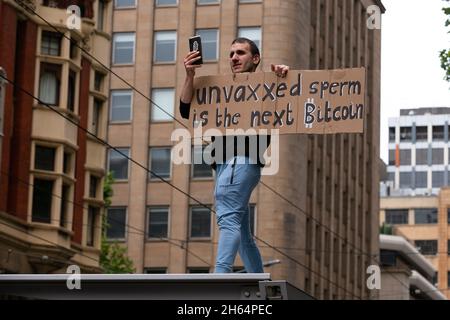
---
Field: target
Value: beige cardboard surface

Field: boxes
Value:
[182,67,365,136]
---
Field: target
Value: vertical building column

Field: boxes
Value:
[170,0,196,274]
[0,2,17,212]
[127,0,153,273]
[73,57,91,244]
[7,18,37,220]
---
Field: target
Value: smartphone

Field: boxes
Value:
[189,35,203,65]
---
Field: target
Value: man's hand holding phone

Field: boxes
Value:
[184,36,203,77]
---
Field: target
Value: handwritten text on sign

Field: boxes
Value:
[186,68,365,135]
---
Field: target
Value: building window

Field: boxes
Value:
[415,240,437,255]
[108,148,130,180]
[415,126,427,141]
[67,70,76,112]
[156,0,177,5]
[239,0,261,2]
[94,71,105,92]
[187,267,210,273]
[416,149,428,165]
[144,267,167,273]
[399,149,411,166]
[60,184,70,227]
[106,207,127,240]
[238,27,262,52]
[448,208,450,224]
[432,148,444,165]
[448,240,450,255]
[388,149,395,166]
[385,209,408,224]
[110,90,132,122]
[432,171,445,188]
[69,39,78,60]
[113,33,135,64]
[97,0,106,31]
[399,126,412,142]
[415,171,427,188]
[41,31,62,56]
[149,147,171,179]
[115,0,136,8]
[61,152,70,175]
[432,126,444,141]
[35,145,56,171]
[192,145,213,178]
[147,207,169,239]
[150,88,174,122]
[92,98,102,135]
[414,208,438,224]
[387,172,395,183]
[399,172,412,189]
[448,271,450,287]
[190,206,211,239]
[380,250,397,267]
[388,127,395,142]
[39,63,61,105]
[87,206,99,246]
[31,178,54,223]
[198,0,220,4]
[154,31,177,63]
[89,175,99,198]
[196,29,219,61]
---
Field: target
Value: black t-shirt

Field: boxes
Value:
[179,100,270,169]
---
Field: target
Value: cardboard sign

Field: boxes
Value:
[183,67,365,136]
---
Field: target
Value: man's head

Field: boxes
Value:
[229,38,261,73]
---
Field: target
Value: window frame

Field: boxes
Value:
[109,89,133,123]
[108,147,130,181]
[189,206,212,240]
[115,0,136,9]
[150,88,175,122]
[38,62,62,106]
[149,147,172,180]
[106,207,128,241]
[195,29,219,62]
[31,176,55,224]
[112,32,136,65]
[41,30,62,56]
[197,0,220,6]
[153,31,177,64]
[155,0,178,7]
[147,206,170,240]
[191,145,213,179]
[237,26,262,52]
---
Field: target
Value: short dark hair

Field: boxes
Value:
[231,37,260,68]
[231,37,260,57]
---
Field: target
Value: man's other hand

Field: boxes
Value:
[271,64,289,78]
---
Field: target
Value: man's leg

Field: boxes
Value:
[214,156,262,273]
[239,204,264,273]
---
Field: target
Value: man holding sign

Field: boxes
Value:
[179,37,289,273]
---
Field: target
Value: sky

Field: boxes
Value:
[380,0,450,162]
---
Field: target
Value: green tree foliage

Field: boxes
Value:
[379,222,393,235]
[100,172,135,273]
[440,0,450,82]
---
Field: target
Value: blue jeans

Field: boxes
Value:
[214,156,264,273]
